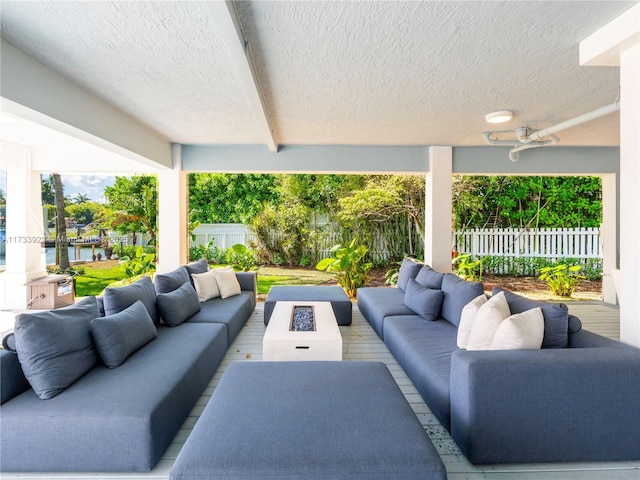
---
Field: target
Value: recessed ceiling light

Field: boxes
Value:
[485,110,514,124]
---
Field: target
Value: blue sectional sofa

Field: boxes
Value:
[0,259,256,472]
[357,258,640,464]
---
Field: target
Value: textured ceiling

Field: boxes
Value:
[0,1,634,148]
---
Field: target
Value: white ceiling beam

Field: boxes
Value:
[208,1,278,152]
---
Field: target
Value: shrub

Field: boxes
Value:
[226,244,257,271]
[316,239,373,298]
[119,246,156,278]
[538,264,585,297]
[452,254,487,281]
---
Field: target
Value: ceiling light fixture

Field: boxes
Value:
[485,110,513,124]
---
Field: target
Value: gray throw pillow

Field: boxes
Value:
[185,258,209,287]
[397,258,423,292]
[103,276,159,325]
[90,300,157,368]
[154,267,190,294]
[156,283,201,327]
[14,296,100,399]
[2,333,17,353]
[440,273,485,327]
[404,278,444,321]
[415,265,445,289]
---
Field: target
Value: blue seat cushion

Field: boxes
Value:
[170,361,446,480]
[384,316,458,430]
[357,287,415,339]
[0,323,227,472]
[188,291,255,345]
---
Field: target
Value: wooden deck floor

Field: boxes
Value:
[3,301,638,480]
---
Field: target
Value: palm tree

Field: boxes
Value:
[53,173,70,270]
[73,193,91,204]
[41,174,55,205]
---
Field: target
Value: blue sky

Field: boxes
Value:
[61,175,115,204]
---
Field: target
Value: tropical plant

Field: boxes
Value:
[452,254,487,282]
[226,244,257,271]
[119,245,156,278]
[316,239,373,298]
[538,264,585,297]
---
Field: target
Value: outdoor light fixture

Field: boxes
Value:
[485,110,513,124]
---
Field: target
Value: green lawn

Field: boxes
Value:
[73,260,126,297]
[73,262,335,298]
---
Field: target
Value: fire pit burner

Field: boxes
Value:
[290,306,316,332]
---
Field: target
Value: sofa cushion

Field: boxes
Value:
[91,300,158,368]
[440,273,485,327]
[467,291,511,350]
[568,314,582,334]
[415,265,444,289]
[13,296,100,400]
[156,283,201,327]
[154,267,190,294]
[493,287,570,348]
[104,276,159,325]
[188,292,255,346]
[403,279,444,321]
[489,307,544,350]
[357,287,415,339]
[456,294,488,349]
[213,267,242,299]
[191,269,220,302]
[185,258,209,287]
[397,258,422,292]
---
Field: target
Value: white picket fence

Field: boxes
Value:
[454,227,601,259]
[191,224,256,250]
[191,224,602,267]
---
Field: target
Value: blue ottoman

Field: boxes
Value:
[264,286,352,326]
[170,361,447,480]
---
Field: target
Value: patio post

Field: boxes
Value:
[581,3,640,347]
[425,146,453,273]
[601,174,617,305]
[156,144,188,274]
[0,143,47,309]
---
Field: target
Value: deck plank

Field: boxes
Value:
[2,301,638,480]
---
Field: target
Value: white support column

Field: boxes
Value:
[618,43,640,346]
[581,4,640,346]
[425,146,453,273]
[156,144,188,274]
[0,143,47,310]
[601,174,618,304]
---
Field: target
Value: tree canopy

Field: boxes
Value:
[104,175,158,243]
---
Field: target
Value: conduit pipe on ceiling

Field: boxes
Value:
[507,98,620,162]
[526,99,620,143]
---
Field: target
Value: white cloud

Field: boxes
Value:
[62,175,116,204]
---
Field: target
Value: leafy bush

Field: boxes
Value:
[538,264,585,297]
[316,239,373,298]
[452,254,487,281]
[226,244,257,271]
[119,246,156,278]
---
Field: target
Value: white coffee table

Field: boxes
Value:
[263,301,343,361]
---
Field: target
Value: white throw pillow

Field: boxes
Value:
[466,291,511,350]
[490,307,544,350]
[191,270,220,302]
[212,267,242,299]
[457,294,488,349]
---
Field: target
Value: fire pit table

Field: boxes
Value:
[169,361,447,480]
[263,301,342,361]
[264,285,352,326]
